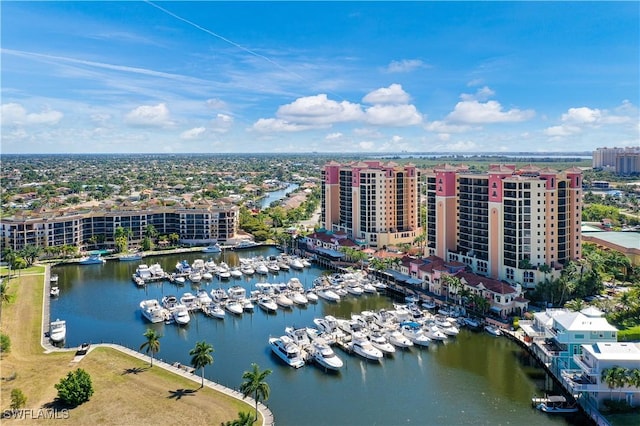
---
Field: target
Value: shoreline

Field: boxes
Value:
[15,264,274,425]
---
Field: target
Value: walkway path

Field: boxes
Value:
[39,265,274,426]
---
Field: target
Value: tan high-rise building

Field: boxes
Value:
[321,161,421,248]
[424,164,582,288]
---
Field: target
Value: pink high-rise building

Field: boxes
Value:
[321,161,421,248]
[424,164,582,288]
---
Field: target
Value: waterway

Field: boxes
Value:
[259,183,299,208]
[50,247,587,425]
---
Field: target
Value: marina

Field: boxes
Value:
[50,246,589,425]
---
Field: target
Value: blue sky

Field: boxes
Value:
[1,1,638,154]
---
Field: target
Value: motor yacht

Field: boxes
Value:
[139,299,168,323]
[201,243,222,253]
[386,329,414,348]
[275,293,294,309]
[230,267,243,278]
[285,326,312,348]
[368,330,396,355]
[202,302,225,319]
[305,290,319,303]
[161,295,179,310]
[196,289,213,306]
[289,290,308,306]
[224,300,243,315]
[310,340,343,371]
[289,257,304,270]
[349,332,383,361]
[78,253,105,265]
[257,295,278,313]
[50,286,60,297]
[269,335,305,368]
[180,292,198,311]
[484,325,502,336]
[210,288,229,304]
[172,304,190,325]
[49,319,66,343]
[400,322,431,347]
[424,325,448,341]
[316,287,340,302]
[255,263,269,275]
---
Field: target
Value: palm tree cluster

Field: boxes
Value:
[601,366,640,400]
[138,330,271,423]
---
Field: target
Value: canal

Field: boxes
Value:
[259,183,299,209]
[51,247,587,425]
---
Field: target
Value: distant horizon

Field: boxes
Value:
[2,2,638,154]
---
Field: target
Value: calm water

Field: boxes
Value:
[259,183,299,208]
[51,247,584,426]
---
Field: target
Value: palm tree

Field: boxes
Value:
[224,411,255,426]
[139,328,161,367]
[601,368,617,400]
[189,341,214,388]
[239,363,272,422]
[564,298,585,312]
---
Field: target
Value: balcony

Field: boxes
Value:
[573,355,598,376]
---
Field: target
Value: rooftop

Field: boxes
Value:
[584,342,640,361]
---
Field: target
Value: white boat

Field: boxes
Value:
[368,330,396,355]
[201,271,214,280]
[316,288,341,302]
[301,258,311,267]
[202,302,225,319]
[310,340,343,371]
[255,263,269,275]
[79,253,105,265]
[313,315,342,335]
[463,317,482,329]
[386,329,414,348]
[401,322,431,347]
[289,257,305,270]
[285,326,312,348]
[50,286,60,297]
[224,300,244,315]
[230,267,243,278]
[267,261,280,273]
[49,319,66,343]
[289,291,309,306]
[180,292,198,310]
[189,272,202,283]
[174,276,186,285]
[421,299,437,310]
[135,264,152,281]
[424,325,448,341]
[172,304,190,325]
[362,282,377,293]
[345,283,364,296]
[242,298,255,312]
[257,295,278,313]
[175,260,192,274]
[210,288,229,304]
[533,395,579,413]
[306,290,319,303]
[484,325,502,336]
[196,289,213,306]
[350,332,383,361]
[269,336,305,368]
[161,295,179,310]
[119,252,143,262]
[235,240,261,250]
[240,264,255,275]
[202,244,222,253]
[275,293,294,309]
[139,299,168,323]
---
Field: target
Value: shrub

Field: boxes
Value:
[54,368,94,407]
[0,333,11,354]
[10,389,26,410]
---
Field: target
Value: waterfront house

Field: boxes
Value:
[528,307,618,376]
[560,342,640,409]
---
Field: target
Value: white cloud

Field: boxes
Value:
[544,125,581,137]
[442,140,479,151]
[460,86,495,102]
[561,107,601,124]
[276,94,364,125]
[124,103,172,127]
[425,120,474,134]
[211,113,233,133]
[90,113,112,126]
[359,141,375,150]
[446,100,534,124]
[362,84,410,105]
[1,103,63,126]
[206,98,227,110]
[365,104,422,126]
[386,59,428,73]
[353,128,383,138]
[180,127,206,140]
[326,132,343,140]
[251,118,316,133]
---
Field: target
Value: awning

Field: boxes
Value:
[490,306,502,313]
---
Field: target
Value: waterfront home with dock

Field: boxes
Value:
[560,342,640,410]
[522,307,618,377]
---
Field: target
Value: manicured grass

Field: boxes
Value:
[618,325,640,342]
[0,269,256,425]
